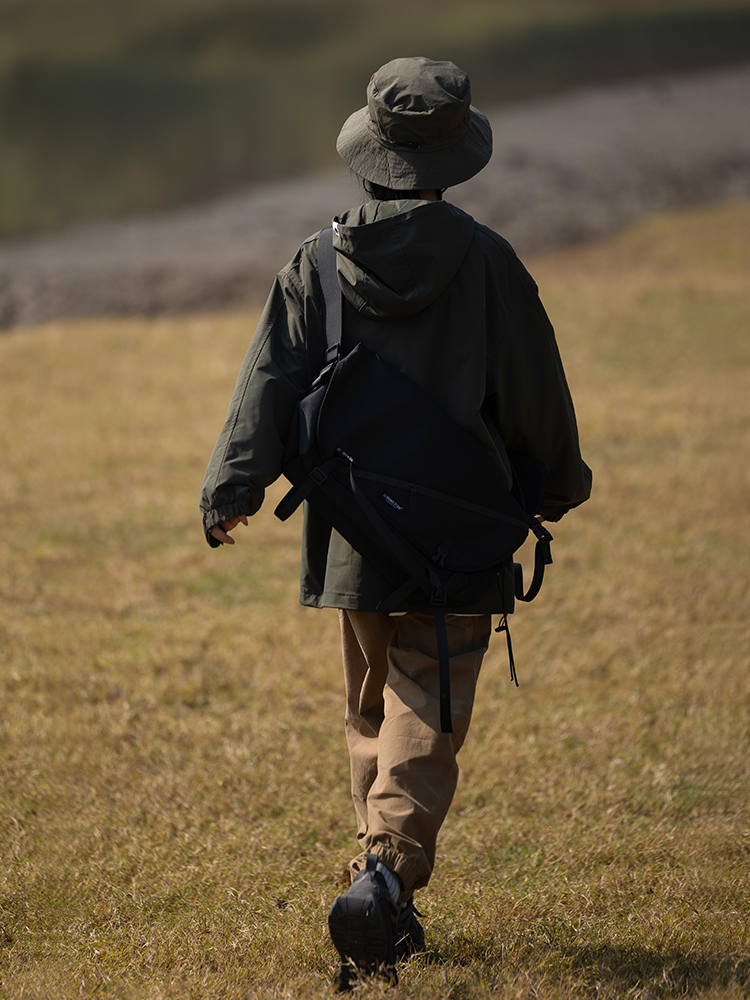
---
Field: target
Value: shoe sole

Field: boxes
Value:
[328,892,397,983]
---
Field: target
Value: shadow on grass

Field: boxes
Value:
[424,935,749,997]
[568,944,750,997]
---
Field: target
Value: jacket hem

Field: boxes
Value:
[298,585,513,615]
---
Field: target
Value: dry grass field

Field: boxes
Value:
[1,201,749,998]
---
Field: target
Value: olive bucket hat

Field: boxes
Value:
[336,56,492,191]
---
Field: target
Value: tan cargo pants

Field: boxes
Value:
[339,609,491,898]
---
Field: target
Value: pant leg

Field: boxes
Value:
[340,609,491,897]
[338,609,398,846]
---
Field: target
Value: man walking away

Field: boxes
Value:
[200,56,592,990]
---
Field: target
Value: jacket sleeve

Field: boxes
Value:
[199,250,323,545]
[490,272,592,522]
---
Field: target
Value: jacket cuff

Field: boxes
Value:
[202,495,256,547]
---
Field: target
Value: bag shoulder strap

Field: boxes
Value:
[317,225,341,363]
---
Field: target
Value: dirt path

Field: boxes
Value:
[1,63,749,329]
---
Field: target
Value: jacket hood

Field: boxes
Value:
[332,199,475,320]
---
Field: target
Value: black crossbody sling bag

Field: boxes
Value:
[275,227,553,733]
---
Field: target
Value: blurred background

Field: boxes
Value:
[3,0,750,235]
[1,0,750,325]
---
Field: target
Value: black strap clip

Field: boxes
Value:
[495,613,519,687]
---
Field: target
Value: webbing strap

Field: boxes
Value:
[355,469,533,532]
[317,226,342,362]
[494,613,519,686]
[433,605,453,734]
[274,457,344,521]
[378,577,421,615]
[514,533,553,603]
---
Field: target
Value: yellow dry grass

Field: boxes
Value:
[1,201,749,998]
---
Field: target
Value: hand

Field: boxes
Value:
[210,515,248,545]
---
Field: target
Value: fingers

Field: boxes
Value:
[209,514,249,545]
[210,526,234,544]
[222,515,248,531]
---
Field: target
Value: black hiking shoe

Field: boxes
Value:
[395,898,426,960]
[328,854,398,991]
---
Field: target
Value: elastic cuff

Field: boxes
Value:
[368,846,430,900]
[201,495,255,546]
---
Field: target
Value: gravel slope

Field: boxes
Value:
[1,63,749,329]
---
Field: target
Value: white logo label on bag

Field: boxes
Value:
[383,494,403,511]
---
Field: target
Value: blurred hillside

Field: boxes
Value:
[1,63,748,329]
[2,0,750,236]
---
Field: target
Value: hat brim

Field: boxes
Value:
[336,105,492,190]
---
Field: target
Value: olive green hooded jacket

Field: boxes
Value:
[199,198,592,613]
